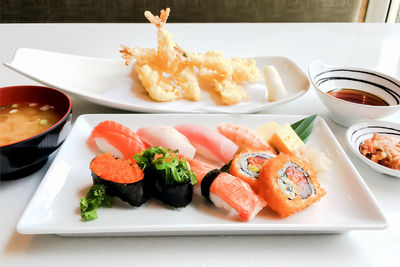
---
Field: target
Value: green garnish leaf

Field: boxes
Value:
[220,160,233,173]
[80,184,112,221]
[134,146,197,185]
[81,207,98,221]
[290,114,317,143]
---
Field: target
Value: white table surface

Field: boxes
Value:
[1,23,400,267]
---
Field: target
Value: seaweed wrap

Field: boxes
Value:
[134,147,197,208]
[229,151,275,191]
[257,154,326,217]
[90,153,150,207]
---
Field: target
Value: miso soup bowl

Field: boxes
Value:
[0,85,72,180]
[308,61,400,127]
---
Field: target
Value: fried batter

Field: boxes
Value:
[120,8,261,104]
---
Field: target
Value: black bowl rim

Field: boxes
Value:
[0,85,72,148]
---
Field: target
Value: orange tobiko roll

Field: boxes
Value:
[257,154,326,217]
[229,151,275,191]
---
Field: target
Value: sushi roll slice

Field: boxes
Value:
[229,151,275,191]
[257,154,326,217]
[90,153,150,207]
[134,147,197,208]
[187,158,266,221]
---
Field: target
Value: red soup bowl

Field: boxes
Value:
[0,85,72,180]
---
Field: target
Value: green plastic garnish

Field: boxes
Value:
[80,184,112,221]
[290,114,317,143]
[220,160,232,173]
[134,146,197,185]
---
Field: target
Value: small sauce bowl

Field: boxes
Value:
[346,120,400,178]
[308,61,400,127]
[0,85,72,180]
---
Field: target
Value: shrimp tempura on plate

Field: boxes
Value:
[120,8,261,105]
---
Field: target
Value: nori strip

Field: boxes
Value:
[201,169,221,201]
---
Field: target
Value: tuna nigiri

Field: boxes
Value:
[217,123,277,155]
[137,125,196,158]
[175,124,238,164]
[187,158,266,221]
[87,121,147,160]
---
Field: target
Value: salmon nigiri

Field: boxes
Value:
[187,158,266,221]
[87,121,147,160]
[217,123,277,155]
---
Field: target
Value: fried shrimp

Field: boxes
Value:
[120,8,261,104]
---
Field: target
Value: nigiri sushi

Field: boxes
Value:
[175,124,238,164]
[87,121,147,160]
[187,158,266,221]
[90,153,150,207]
[135,147,197,208]
[217,123,277,155]
[137,125,196,159]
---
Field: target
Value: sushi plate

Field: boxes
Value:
[4,48,309,113]
[17,114,387,236]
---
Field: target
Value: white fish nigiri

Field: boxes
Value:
[137,125,196,158]
[175,124,238,164]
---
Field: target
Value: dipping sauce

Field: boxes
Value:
[327,89,388,106]
[0,102,61,146]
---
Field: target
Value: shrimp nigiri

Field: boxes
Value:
[187,158,266,221]
[217,123,277,155]
[87,121,147,160]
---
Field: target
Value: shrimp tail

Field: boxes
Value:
[144,8,170,28]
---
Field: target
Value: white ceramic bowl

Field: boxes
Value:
[346,120,400,178]
[309,61,400,127]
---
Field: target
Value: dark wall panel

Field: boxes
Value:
[0,0,361,23]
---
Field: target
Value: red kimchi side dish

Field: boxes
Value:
[360,133,400,171]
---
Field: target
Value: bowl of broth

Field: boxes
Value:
[0,85,72,180]
[308,61,400,126]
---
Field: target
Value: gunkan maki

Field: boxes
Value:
[134,147,197,208]
[90,153,150,207]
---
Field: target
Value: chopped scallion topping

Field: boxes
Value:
[39,119,48,125]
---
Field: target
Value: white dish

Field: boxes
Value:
[4,48,309,113]
[308,61,400,127]
[17,114,387,236]
[346,120,400,178]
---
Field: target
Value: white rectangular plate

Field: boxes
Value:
[17,114,387,236]
[4,48,309,113]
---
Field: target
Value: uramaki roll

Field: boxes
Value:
[257,154,326,217]
[229,151,275,191]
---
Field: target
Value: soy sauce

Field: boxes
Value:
[327,89,388,106]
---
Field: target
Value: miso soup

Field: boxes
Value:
[0,102,61,146]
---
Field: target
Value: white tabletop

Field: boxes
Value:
[1,23,400,267]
